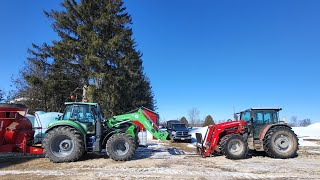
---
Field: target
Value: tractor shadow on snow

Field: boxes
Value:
[246,150,299,159]
[132,146,186,160]
[208,150,298,159]
[78,145,186,161]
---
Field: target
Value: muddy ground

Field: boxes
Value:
[0,140,320,180]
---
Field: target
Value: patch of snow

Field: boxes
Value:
[308,122,320,128]
[292,126,320,140]
[189,126,208,143]
[292,123,320,147]
[187,144,196,148]
[291,123,320,146]
[298,138,319,147]
[307,149,320,154]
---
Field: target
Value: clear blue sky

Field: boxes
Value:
[0,0,319,122]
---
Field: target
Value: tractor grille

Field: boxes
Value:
[176,131,189,137]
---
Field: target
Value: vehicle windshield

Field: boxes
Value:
[172,124,187,130]
[240,111,251,122]
[62,104,95,123]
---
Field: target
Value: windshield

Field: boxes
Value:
[240,111,251,122]
[172,124,187,130]
[62,104,95,123]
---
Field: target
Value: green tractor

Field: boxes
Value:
[43,102,168,163]
[238,108,298,158]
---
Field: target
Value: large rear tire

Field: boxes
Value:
[106,133,136,161]
[221,134,248,160]
[43,126,85,163]
[263,126,298,159]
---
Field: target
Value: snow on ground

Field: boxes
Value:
[292,123,320,139]
[292,123,320,146]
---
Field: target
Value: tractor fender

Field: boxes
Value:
[259,124,292,141]
[46,120,87,135]
[45,120,88,149]
[101,130,122,147]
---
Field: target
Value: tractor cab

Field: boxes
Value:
[60,102,102,134]
[238,108,282,140]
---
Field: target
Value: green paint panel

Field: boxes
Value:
[47,120,87,136]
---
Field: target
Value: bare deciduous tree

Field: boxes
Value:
[299,119,311,127]
[289,116,298,127]
[0,89,4,102]
[188,108,200,126]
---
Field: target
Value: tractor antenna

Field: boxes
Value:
[233,106,238,120]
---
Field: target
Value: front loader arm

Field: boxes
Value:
[107,109,168,140]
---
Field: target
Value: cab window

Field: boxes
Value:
[240,111,251,121]
[264,112,272,124]
[63,104,95,123]
[255,112,264,124]
[254,111,273,124]
[273,112,278,123]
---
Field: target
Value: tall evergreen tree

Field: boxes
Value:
[180,116,189,126]
[203,115,215,127]
[15,0,155,115]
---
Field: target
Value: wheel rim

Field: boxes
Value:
[51,135,74,158]
[273,134,292,153]
[228,139,243,156]
[112,139,129,156]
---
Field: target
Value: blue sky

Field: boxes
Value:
[0,1,319,122]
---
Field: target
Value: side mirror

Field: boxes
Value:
[56,115,61,120]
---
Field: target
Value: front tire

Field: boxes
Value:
[43,126,84,163]
[221,134,248,160]
[263,126,298,159]
[106,133,136,161]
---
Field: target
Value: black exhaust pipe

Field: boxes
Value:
[93,110,102,152]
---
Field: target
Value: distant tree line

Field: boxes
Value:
[166,108,313,128]
[288,116,312,127]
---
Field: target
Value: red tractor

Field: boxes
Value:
[196,108,298,159]
[196,120,248,159]
[0,103,43,155]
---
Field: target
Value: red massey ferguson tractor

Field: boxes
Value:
[196,108,298,159]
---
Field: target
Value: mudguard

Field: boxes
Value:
[259,124,292,141]
[46,120,87,136]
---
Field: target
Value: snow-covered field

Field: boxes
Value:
[293,122,320,146]
[0,123,319,179]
